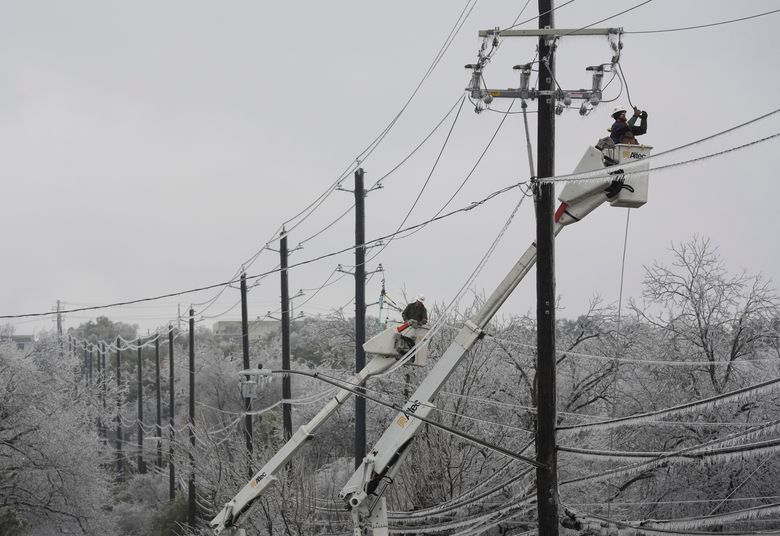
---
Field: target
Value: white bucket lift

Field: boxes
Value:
[363,321,429,367]
[559,143,652,211]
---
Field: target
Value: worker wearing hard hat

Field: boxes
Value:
[609,105,648,145]
[402,295,428,326]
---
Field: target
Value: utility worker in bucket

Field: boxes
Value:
[402,295,428,326]
[609,105,648,145]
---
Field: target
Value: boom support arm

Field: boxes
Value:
[209,355,398,534]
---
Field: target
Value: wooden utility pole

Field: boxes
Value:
[353,168,367,469]
[100,342,107,442]
[155,336,163,468]
[137,340,145,474]
[280,230,293,441]
[240,273,254,473]
[56,300,63,357]
[96,343,102,438]
[188,309,196,527]
[168,326,176,501]
[535,1,560,534]
[476,11,617,536]
[116,338,124,483]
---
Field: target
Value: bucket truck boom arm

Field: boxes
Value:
[210,314,432,534]
[209,356,398,534]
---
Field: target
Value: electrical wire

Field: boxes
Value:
[313,369,536,435]
[561,418,780,487]
[150,0,483,329]
[540,128,780,184]
[483,332,780,368]
[8,114,779,321]
[369,93,468,189]
[557,376,780,432]
[707,453,778,516]
[617,61,635,110]
[573,0,653,34]
[500,0,579,32]
[626,8,780,34]
[294,92,465,252]
[269,367,544,468]
[393,98,518,242]
[364,94,467,264]
[565,506,780,536]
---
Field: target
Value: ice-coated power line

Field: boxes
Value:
[558,376,780,433]
[484,333,780,367]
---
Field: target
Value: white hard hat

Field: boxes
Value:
[611,106,627,118]
[417,294,425,302]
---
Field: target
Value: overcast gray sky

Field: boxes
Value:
[2,1,779,337]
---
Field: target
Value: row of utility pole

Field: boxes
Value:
[61,186,373,528]
[65,324,190,524]
[61,4,561,523]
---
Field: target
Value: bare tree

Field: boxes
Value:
[633,236,779,393]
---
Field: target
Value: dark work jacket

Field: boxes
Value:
[402,301,428,324]
[610,115,647,144]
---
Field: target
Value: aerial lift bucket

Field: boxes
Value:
[559,143,652,210]
[363,321,429,367]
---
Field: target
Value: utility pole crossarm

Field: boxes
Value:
[479,27,621,37]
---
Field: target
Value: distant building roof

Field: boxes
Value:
[213,320,279,340]
[1,334,35,352]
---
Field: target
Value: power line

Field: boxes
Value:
[565,505,780,536]
[1,181,524,320]
[293,92,466,251]
[567,0,654,36]
[395,98,519,242]
[369,94,466,189]
[161,0,483,329]
[8,117,778,321]
[271,367,544,468]
[500,0,579,32]
[627,8,780,34]
[484,333,780,367]
[365,95,467,263]
[557,376,780,433]
[561,418,780,486]
[312,369,536,435]
[540,129,780,184]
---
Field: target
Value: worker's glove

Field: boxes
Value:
[640,111,648,119]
